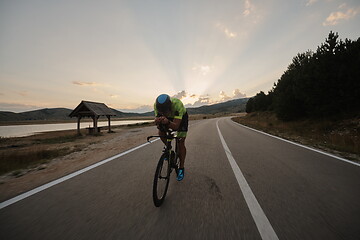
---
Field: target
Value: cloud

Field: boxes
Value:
[171,89,246,108]
[216,23,237,39]
[72,81,101,86]
[0,102,42,113]
[219,91,231,102]
[338,3,347,9]
[243,0,255,16]
[323,7,359,26]
[172,91,202,106]
[110,94,119,99]
[219,89,246,102]
[172,90,187,99]
[192,64,213,76]
[189,95,212,107]
[171,91,209,107]
[224,29,237,38]
[118,105,153,113]
[233,89,247,98]
[15,91,29,97]
[306,0,318,7]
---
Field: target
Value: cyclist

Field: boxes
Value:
[154,94,188,181]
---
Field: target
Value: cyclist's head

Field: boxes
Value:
[156,94,171,115]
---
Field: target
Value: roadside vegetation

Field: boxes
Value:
[246,32,359,121]
[189,113,241,120]
[233,112,359,161]
[0,115,245,177]
[239,32,359,162]
[0,131,86,176]
[0,116,154,126]
[0,122,154,177]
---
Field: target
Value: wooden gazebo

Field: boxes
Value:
[69,100,116,135]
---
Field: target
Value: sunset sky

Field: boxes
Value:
[1,0,359,113]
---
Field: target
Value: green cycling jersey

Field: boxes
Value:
[154,97,187,120]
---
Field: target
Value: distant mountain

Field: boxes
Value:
[0,108,144,122]
[186,98,249,115]
[141,98,248,116]
[0,108,73,122]
[110,109,150,118]
[0,98,248,122]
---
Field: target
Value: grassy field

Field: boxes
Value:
[0,130,87,176]
[0,116,154,126]
[232,112,360,162]
[0,121,155,176]
[0,114,243,176]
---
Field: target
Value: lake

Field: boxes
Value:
[0,120,153,138]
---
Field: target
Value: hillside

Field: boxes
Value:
[130,98,248,116]
[0,98,248,122]
[187,98,248,115]
[141,98,248,116]
[0,108,73,122]
[0,108,143,122]
[233,112,359,161]
[111,109,148,118]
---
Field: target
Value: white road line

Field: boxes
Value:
[216,119,279,240]
[0,138,160,210]
[231,120,360,167]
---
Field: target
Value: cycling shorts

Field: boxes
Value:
[159,112,188,138]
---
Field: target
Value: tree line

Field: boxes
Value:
[246,31,360,121]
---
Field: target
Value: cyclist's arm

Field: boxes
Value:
[169,118,181,130]
[168,98,185,130]
[160,117,181,130]
[154,103,164,125]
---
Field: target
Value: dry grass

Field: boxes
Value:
[0,116,154,126]
[0,122,153,176]
[232,112,360,162]
[0,147,72,176]
[0,114,242,176]
[0,131,88,176]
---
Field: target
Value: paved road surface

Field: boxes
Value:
[1,117,359,239]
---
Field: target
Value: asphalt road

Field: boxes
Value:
[1,117,359,240]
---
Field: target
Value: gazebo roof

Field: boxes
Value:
[69,100,116,118]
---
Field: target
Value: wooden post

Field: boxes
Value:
[91,116,96,134]
[77,116,82,135]
[94,115,99,133]
[107,115,111,133]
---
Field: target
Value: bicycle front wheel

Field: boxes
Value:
[153,153,170,207]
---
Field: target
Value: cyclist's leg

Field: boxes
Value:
[177,136,186,168]
[177,112,188,169]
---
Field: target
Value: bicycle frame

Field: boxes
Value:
[147,129,180,165]
[148,126,181,207]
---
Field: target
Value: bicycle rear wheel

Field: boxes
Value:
[153,153,170,207]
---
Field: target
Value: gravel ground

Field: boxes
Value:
[0,124,158,202]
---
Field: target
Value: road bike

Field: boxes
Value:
[147,125,180,207]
